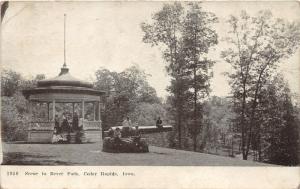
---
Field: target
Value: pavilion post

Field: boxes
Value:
[29,101,33,122]
[99,101,103,139]
[72,103,75,117]
[52,100,56,121]
[93,102,96,121]
[82,100,85,119]
[47,102,50,121]
[98,102,101,121]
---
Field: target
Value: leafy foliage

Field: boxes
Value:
[1,93,30,141]
[221,10,300,160]
[255,75,299,165]
[94,66,165,130]
[1,70,22,97]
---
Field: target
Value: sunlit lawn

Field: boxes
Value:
[1,142,269,166]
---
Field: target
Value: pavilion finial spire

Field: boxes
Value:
[59,13,69,76]
[63,13,67,68]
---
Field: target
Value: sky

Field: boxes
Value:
[1,1,300,99]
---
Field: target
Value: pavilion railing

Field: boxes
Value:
[82,120,101,130]
[29,121,54,131]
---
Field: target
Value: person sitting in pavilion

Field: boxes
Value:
[72,111,79,131]
[52,114,64,143]
[61,114,70,132]
[54,114,61,134]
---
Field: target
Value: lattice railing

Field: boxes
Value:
[82,120,101,130]
[29,121,54,130]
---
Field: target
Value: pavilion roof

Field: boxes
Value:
[22,65,105,99]
[37,72,93,88]
[37,65,93,88]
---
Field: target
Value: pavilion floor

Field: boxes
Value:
[1,142,270,166]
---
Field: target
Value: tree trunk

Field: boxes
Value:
[231,138,234,156]
[241,82,247,160]
[258,133,262,162]
[193,134,197,151]
[172,28,182,150]
[178,108,182,149]
[192,30,199,152]
[193,65,198,151]
[245,62,269,158]
[235,24,263,160]
[176,89,182,149]
[1,2,9,22]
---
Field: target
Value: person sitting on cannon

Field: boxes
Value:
[113,127,122,151]
[156,117,163,129]
[132,125,141,144]
[133,125,140,137]
[114,127,122,140]
[107,127,114,138]
[122,116,132,137]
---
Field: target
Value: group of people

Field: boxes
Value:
[108,116,164,140]
[108,116,140,139]
[104,116,142,153]
[52,112,83,143]
[103,116,163,153]
[54,112,81,134]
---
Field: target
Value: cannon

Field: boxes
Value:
[102,127,149,153]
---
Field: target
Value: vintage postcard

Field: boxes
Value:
[0,1,299,189]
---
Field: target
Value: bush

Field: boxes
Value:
[1,94,30,142]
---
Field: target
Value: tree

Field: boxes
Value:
[221,10,300,160]
[1,93,30,141]
[257,75,299,165]
[1,1,9,22]
[130,102,167,126]
[0,70,45,141]
[142,3,218,151]
[141,2,185,148]
[181,3,218,151]
[1,69,22,97]
[203,96,236,154]
[94,66,163,129]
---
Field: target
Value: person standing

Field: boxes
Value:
[61,114,69,132]
[122,116,132,127]
[72,112,79,131]
[54,114,61,134]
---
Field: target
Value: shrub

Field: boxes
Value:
[1,93,30,141]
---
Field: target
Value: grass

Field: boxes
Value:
[1,141,270,166]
